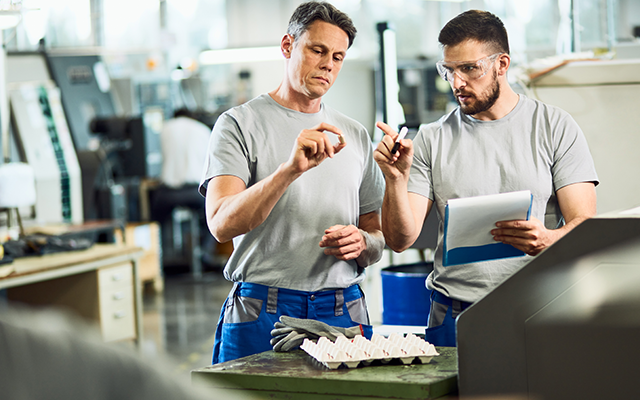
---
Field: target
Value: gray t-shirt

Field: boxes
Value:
[409,94,598,303]
[199,94,384,291]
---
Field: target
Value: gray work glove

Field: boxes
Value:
[269,316,364,352]
[278,315,363,341]
[269,324,315,352]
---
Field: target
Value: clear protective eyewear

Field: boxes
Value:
[436,53,503,83]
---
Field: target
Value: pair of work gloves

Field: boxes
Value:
[270,315,363,352]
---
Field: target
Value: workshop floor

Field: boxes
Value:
[139,270,233,379]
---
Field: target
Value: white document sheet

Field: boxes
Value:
[443,190,533,266]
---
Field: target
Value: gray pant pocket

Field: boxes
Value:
[427,300,448,328]
[346,296,370,325]
[223,296,263,324]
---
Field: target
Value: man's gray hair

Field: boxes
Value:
[287,1,357,48]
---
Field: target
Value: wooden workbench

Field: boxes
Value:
[0,244,144,345]
[192,347,458,399]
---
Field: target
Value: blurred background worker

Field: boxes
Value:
[160,108,211,190]
[150,107,211,223]
[150,108,214,271]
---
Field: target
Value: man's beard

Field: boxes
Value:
[455,70,500,115]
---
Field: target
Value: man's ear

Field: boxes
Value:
[281,34,294,58]
[497,53,511,76]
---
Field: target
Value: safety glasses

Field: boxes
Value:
[436,53,503,83]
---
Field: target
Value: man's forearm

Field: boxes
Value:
[550,182,597,246]
[381,178,419,252]
[209,164,301,242]
[552,214,591,243]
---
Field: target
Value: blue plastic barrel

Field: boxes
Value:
[380,262,433,326]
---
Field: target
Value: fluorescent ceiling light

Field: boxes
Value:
[199,46,282,65]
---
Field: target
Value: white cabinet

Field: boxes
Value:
[8,262,137,343]
[98,263,135,342]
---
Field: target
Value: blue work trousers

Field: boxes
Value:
[212,282,373,364]
[424,290,472,347]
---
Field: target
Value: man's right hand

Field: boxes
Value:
[373,121,414,181]
[284,122,347,175]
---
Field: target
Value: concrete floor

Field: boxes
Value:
[139,270,233,378]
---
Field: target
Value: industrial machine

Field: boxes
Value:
[85,111,163,222]
[89,113,163,181]
[457,208,640,399]
[45,54,117,152]
[44,53,132,222]
[6,54,83,225]
[6,52,167,224]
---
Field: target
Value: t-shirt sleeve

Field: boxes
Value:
[358,128,385,215]
[408,124,435,201]
[199,112,251,197]
[551,111,599,190]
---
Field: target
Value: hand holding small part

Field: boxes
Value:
[286,122,346,175]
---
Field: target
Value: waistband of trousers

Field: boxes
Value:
[432,290,473,310]
[232,282,363,303]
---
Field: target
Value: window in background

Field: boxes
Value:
[483,0,560,63]
[5,0,92,50]
[164,0,227,112]
[164,0,226,71]
[521,0,561,61]
[616,0,640,41]
[102,0,160,51]
[45,0,92,48]
[575,0,612,52]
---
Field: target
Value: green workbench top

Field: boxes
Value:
[191,348,458,399]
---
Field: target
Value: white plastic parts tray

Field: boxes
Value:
[300,332,440,370]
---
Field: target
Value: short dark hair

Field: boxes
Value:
[174,107,195,119]
[438,10,510,55]
[287,1,357,48]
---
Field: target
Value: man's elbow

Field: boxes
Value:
[208,213,259,243]
[206,215,233,244]
[385,236,412,253]
[208,224,229,244]
[212,231,232,244]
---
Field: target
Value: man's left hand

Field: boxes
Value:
[319,225,365,261]
[491,217,557,256]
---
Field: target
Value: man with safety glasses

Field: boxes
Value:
[374,10,598,346]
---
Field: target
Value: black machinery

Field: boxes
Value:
[457,209,640,399]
